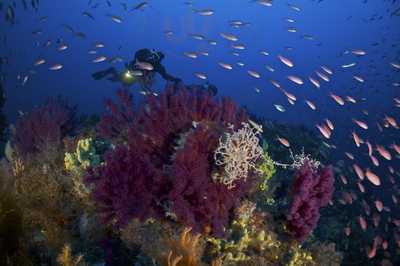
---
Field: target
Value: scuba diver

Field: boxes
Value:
[92,48,181,90]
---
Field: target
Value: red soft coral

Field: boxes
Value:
[87,85,254,236]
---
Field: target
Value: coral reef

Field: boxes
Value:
[86,86,254,236]
[11,97,76,158]
[286,160,334,242]
[0,82,344,265]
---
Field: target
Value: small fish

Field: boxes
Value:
[109,15,123,23]
[49,64,63,70]
[277,54,294,67]
[58,44,68,51]
[232,44,245,50]
[353,119,368,130]
[274,104,286,112]
[390,62,400,69]
[95,43,105,48]
[189,34,205,40]
[218,62,233,70]
[82,11,95,20]
[287,75,303,85]
[220,32,239,42]
[309,77,320,88]
[265,65,274,72]
[345,152,354,160]
[359,216,367,231]
[365,169,381,186]
[321,65,333,75]
[325,119,334,130]
[288,4,301,12]
[342,62,357,68]
[305,100,316,110]
[316,124,331,139]
[351,49,367,56]
[353,75,365,83]
[93,56,107,63]
[330,93,345,106]
[237,62,245,67]
[194,72,207,80]
[316,71,330,82]
[34,58,46,66]
[277,137,290,148]
[346,96,357,103]
[260,50,269,56]
[376,145,391,160]
[194,9,214,16]
[352,132,362,147]
[132,1,148,10]
[183,52,198,59]
[247,70,261,79]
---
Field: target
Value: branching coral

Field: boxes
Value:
[96,89,135,142]
[288,245,316,266]
[87,85,254,236]
[213,122,263,189]
[286,160,334,242]
[11,97,76,158]
[206,200,283,265]
[11,147,80,253]
[166,227,203,266]
[57,244,86,266]
[65,137,105,200]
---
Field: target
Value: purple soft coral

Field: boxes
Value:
[87,85,254,236]
[12,97,75,157]
[286,161,334,242]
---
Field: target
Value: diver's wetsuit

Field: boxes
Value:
[92,48,181,83]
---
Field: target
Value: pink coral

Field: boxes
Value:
[286,161,334,242]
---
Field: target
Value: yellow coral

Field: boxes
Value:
[288,245,316,266]
[57,244,86,266]
[166,227,202,266]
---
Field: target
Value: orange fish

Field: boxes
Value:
[346,95,357,103]
[305,100,317,110]
[359,216,368,231]
[277,54,294,67]
[330,93,345,105]
[316,124,331,139]
[357,182,365,193]
[353,164,364,180]
[376,145,392,160]
[277,137,290,148]
[309,76,320,88]
[353,119,368,130]
[325,119,334,130]
[391,143,400,155]
[352,132,362,147]
[365,169,381,186]
[369,155,379,167]
[340,175,348,185]
[375,200,384,212]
